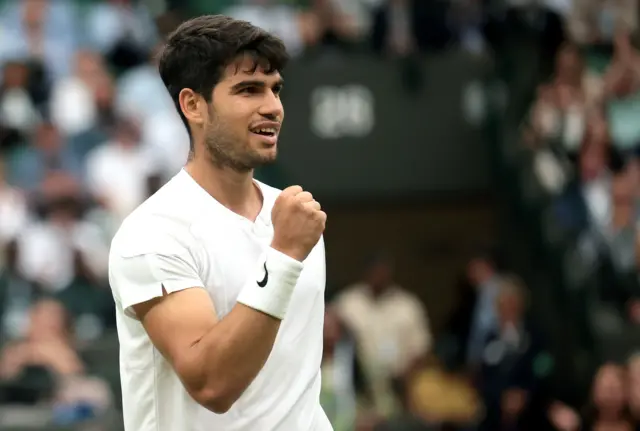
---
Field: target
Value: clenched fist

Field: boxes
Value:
[271,186,326,262]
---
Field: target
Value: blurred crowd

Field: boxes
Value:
[0,0,188,426]
[1,0,640,431]
[511,0,640,430]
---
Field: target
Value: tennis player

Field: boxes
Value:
[108,15,331,431]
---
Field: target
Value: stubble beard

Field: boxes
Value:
[203,116,276,173]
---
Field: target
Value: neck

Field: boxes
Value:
[477,274,493,286]
[368,284,388,298]
[185,157,262,220]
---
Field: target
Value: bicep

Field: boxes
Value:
[134,287,219,373]
[109,227,221,386]
[110,248,220,390]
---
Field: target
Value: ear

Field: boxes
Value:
[178,88,206,128]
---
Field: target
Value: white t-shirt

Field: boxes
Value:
[108,170,332,431]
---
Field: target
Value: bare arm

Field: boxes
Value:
[110,243,303,414]
[133,286,282,414]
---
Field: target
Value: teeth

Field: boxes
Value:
[254,128,276,134]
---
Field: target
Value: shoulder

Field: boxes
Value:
[108,195,206,309]
[391,287,424,309]
[334,283,368,306]
[110,210,197,262]
[110,179,202,258]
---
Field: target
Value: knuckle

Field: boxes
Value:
[284,185,303,196]
[297,192,313,202]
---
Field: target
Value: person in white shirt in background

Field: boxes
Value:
[85,117,152,223]
[108,15,332,431]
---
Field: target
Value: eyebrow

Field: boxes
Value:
[231,78,285,91]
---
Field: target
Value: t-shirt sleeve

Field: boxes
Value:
[109,226,204,319]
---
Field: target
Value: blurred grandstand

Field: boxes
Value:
[0,0,640,430]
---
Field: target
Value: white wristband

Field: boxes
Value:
[236,247,304,320]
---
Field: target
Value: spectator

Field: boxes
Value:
[603,31,640,99]
[17,196,108,293]
[5,121,83,192]
[115,43,176,122]
[465,249,503,369]
[372,0,422,55]
[451,0,489,54]
[49,50,106,138]
[334,254,432,418]
[313,0,380,46]
[549,363,634,431]
[85,117,151,222]
[0,0,78,85]
[320,305,374,431]
[0,299,111,418]
[55,247,113,340]
[608,163,636,274]
[0,157,29,245]
[0,240,38,343]
[567,0,637,47]
[84,0,158,71]
[0,61,40,145]
[476,275,549,431]
[139,111,190,177]
[0,299,82,381]
[223,0,322,58]
[555,137,612,238]
[603,31,640,150]
[116,43,189,175]
[530,43,595,151]
[627,354,640,421]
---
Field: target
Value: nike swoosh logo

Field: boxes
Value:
[257,262,268,287]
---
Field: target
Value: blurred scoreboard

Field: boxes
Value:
[275,51,496,201]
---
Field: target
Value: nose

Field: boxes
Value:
[258,90,283,121]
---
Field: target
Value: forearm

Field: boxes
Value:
[180,248,302,413]
[186,303,281,413]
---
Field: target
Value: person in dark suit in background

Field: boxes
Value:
[476,275,551,431]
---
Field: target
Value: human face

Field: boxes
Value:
[203,55,284,172]
[556,45,582,85]
[593,364,627,413]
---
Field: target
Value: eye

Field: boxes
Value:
[241,86,260,94]
[273,85,283,96]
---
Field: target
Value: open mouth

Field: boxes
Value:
[251,127,277,137]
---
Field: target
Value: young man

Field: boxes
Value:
[108,15,331,431]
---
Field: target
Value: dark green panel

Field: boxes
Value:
[275,51,494,199]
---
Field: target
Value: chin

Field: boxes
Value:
[258,145,278,159]
[259,153,277,166]
[247,152,277,169]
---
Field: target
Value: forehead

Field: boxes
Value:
[219,54,282,86]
